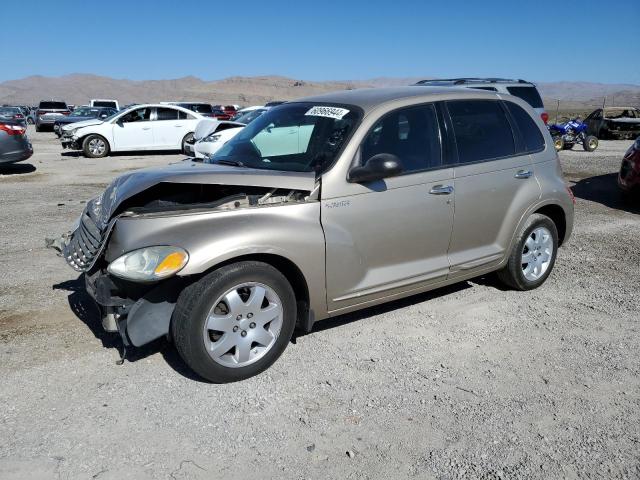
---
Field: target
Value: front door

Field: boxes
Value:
[323,103,454,312]
[112,107,153,150]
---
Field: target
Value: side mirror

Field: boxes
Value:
[348,153,402,183]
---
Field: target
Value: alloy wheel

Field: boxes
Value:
[521,226,554,281]
[203,282,283,368]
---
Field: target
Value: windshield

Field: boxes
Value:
[207,103,361,173]
[72,108,96,117]
[233,109,267,125]
[188,103,213,114]
[93,101,116,108]
[0,107,20,116]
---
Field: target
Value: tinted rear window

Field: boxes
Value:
[447,100,515,163]
[39,101,67,109]
[504,101,545,153]
[93,101,116,108]
[506,86,543,108]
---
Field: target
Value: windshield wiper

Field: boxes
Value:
[214,159,247,168]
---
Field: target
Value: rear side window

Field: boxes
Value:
[504,102,544,152]
[39,101,67,109]
[506,86,543,109]
[447,100,515,163]
[177,110,194,119]
[362,104,441,173]
[191,104,213,114]
[156,107,179,121]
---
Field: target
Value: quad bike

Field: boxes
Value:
[548,118,599,152]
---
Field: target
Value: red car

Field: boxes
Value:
[618,137,640,198]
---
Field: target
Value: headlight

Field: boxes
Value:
[107,246,188,282]
[202,134,222,143]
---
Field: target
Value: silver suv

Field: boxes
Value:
[55,87,574,382]
[415,78,549,124]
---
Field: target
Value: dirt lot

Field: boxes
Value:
[0,128,638,480]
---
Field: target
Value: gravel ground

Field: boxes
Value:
[0,128,638,480]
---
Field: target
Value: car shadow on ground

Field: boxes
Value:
[0,163,36,175]
[571,173,639,214]
[61,150,182,158]
[298,281,473,338]
[53,275,476,383]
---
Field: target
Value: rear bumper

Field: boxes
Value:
[0,140,33,164]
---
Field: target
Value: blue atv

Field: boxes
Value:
[548,118,599,152]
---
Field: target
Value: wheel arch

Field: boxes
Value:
[191,253,313,333]
[533,203,567,246]
[79,131,112,151]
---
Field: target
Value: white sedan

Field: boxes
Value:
[185,119,245,159]
[60,104,203,158]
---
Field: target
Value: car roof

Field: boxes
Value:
[295,86,500,114]
[120,103,202,113]
[415,78,535,87]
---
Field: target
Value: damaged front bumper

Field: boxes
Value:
[84,268,183,346]
[51,207,182,347]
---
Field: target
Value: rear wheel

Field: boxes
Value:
[82,134,110,158]
[497,214,559,291]
[553,136,564,151]
[583,135,598,152]
[172,261,296,383]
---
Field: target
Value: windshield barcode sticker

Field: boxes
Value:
[305,106,350,119]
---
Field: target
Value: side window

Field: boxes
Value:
[361,104,441,173]
[447,100,515,164]
[504,102,545,153]
[156,107,179,121]
[121,107,152,123]
[178,110,195,119]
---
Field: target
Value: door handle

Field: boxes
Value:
[142,127,151,130]
[515,170,533,179]
[174,124,183,127]
[429,185,454,195]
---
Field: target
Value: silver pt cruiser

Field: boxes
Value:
[57,87,574,382]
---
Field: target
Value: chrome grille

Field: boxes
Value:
[63,212,105,271]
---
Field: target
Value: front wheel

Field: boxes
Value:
[27,117,34,125]
[182,132,194,155]
[82,134,110,158]
[497,214,559,291]
[172,261,297,383]
[583,135,598,152]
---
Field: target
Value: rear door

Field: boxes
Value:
[112,107,153,150]
[445,99,542,277]
[323,103,455,312]
[152,107,195,148]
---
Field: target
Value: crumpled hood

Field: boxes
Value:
[93,161,316,226]
[194,119,245,140]
[62,118,104,131]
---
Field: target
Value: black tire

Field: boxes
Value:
[82,134,110,158]
[35,124,41,132]
[496,214,559,291]
[172,261,297,383]
[552,136,564,152]
[182,132,194,155]
[27,117,34,125]
[583,135,598,152]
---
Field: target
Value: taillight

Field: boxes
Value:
[15,114,24,119]
[0,123,26,136]
[541,112,549,124]
[62,111,71,115]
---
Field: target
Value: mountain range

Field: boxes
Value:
[1,74,638,109]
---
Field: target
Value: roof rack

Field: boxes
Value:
[415,78,530,86]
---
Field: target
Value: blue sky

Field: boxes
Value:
[2,0,638,84]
